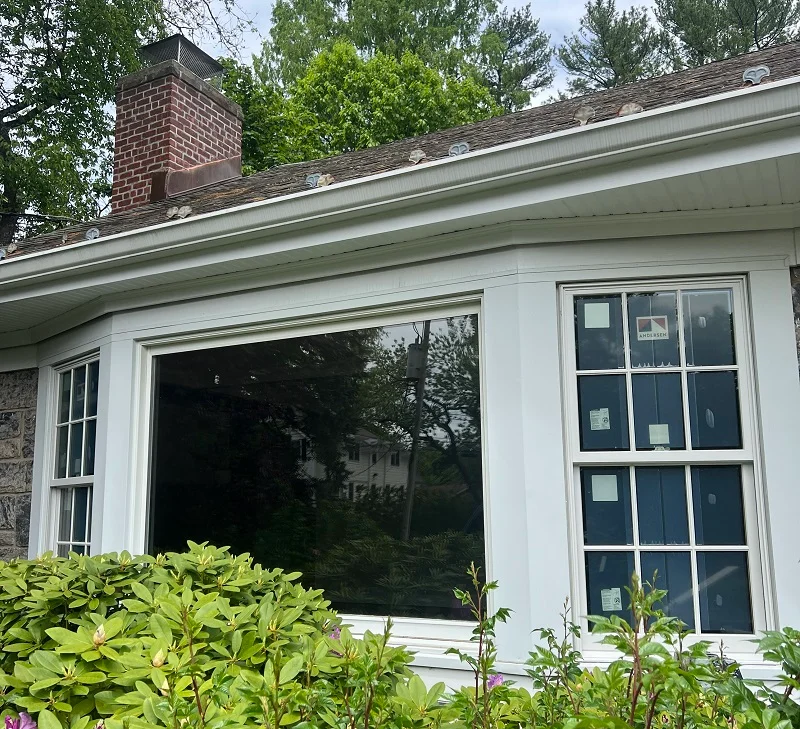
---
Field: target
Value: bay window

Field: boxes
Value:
[563,279,765,642]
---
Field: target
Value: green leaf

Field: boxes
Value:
[38,709,63,729]
[279,655,304,684]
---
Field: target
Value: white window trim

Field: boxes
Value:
[129,297,487,655]
[46,354,100,556]
[560,276,771,654]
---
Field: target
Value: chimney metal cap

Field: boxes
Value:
[139,34,223,80]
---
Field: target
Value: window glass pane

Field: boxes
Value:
[72,487,90,542]
[57,544,69,558]
[58,372,71,424]
[641,551,695,630]
[58,489,72,542]
[71,366,86,421]
[87,361,100,417]
[691,466,745,545]
[83,420,97,476]
[68,423,83,478]
[697,552,753,633]
[56,426,69,479]
[683,290,735,367]
[585,551,634,624]
[687,371,742,449]
[628,292,680,368]
[577,375,629,451]
[581,468,632,545]
[149,315,484,620]
[575,295,625,370]
[636,467,689,545]
[632,374,685,450]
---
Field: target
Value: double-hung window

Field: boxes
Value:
[563,279,765,644]
[52,359,99,556]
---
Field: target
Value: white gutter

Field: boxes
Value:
[2,76,800,295]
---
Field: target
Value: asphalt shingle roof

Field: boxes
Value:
[12,41,800,259]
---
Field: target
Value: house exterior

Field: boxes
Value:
[2,36,800,685]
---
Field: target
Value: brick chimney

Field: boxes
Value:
[111,35,243,214]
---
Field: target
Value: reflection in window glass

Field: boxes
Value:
[697,552,752,633]
[149,315,484,620]
[683,290,735,367]
[575,296,625,370]
[641,552,695,630]
[87,361,100,417]
[687,371,742,449]
[636,467,688,545]
[581,468,632,545]
[631,374,685,450]
[72,365,86,421]
[59,372,71,424]
[628,292,679,368]
[691,466,745,545]
[577,375,629,451]
[586,551,634,623]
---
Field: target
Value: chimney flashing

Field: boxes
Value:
[151,155,242,202]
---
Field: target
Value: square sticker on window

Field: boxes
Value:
[637,315,669,340]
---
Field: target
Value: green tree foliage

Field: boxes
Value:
[655,0,800,67]
[230,42,500,167]
[476,4,555,110]
[258,0,499,88]
[0,0,251,246]
[558,0,668,95]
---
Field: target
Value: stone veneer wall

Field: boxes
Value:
[0,369,36,559]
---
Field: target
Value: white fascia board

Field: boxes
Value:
[2,76,800,299]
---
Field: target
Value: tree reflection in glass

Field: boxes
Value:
[149,315,483,620]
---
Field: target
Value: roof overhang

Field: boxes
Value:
[2,77,800,345]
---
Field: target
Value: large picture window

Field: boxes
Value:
[52,359,99,556]
[148,313,484,620]
[564,280,764,641]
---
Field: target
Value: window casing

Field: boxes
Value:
[51,358,99,556]
[562,278,766,648]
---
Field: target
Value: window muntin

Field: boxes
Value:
[566,282,761,639]
[148,313,483,620]
[52,359,98,556]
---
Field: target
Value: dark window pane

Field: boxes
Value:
[688,372,741,449]
[691,466,745,545]
[58,372,71,424]
[71,366,86,421]
[641,551,695,630]
[73,487,90,542]
[577,375,629,451]
[628,292,680,368]
[632,374,685,450]
[87,361,100,417]
[683,290,735,367]
[68,423,83,478]
[575,296,625,370]
[83,420,97,476]
[697,552,753,633]
[56,426,68,479]
[149,315,484,620]
[57,544,69,558]
[636,467,689,545]
[586,551,634,624]
[58,489,72,542]
[581,468,632,545]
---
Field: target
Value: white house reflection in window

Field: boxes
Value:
[148,314,483,619]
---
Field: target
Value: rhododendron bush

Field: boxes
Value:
[0,543,798,729]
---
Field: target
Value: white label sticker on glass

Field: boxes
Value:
[592,474,618,502]
[649,423,670,445]
[636,315,669,340]
[590,408,610,431]
[584,302,610,329]
[601,587,623,612]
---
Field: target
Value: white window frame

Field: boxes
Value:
[132,299,486,654]
[49,355,99,556]
[560,276,768,653]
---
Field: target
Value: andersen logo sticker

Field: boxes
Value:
[636,315,669,340]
